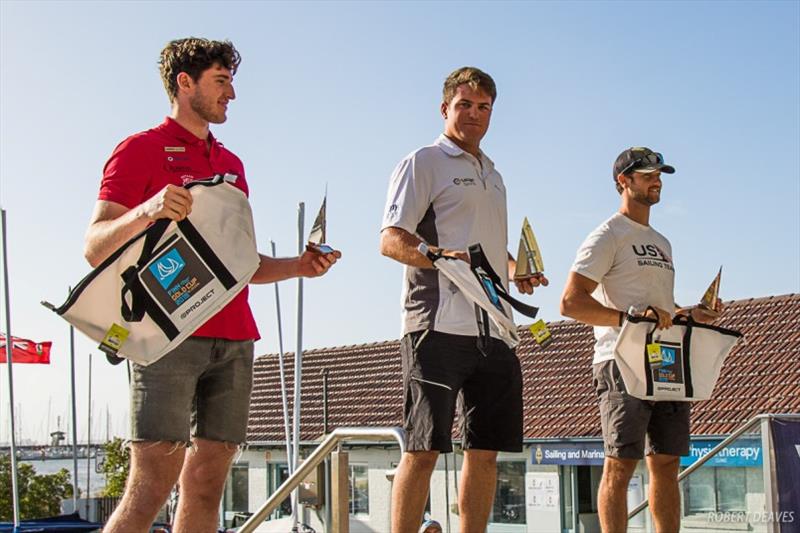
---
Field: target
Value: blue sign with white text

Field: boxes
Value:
[530,439,762,467]
[531,442,605,466]
[680,439,762,467]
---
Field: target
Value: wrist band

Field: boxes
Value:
[618,310,625,327]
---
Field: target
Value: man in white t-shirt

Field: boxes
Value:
[560,147,721,533]
[380,67,546,533]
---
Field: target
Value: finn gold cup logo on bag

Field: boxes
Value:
[649,341,684,388]
[151,249,186,289]
[141,238,214,315]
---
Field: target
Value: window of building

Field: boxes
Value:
[684,467,761,514]
[268,463,291,518]
[349,464,369,515]
[577,466,601,513]
[490,461,526,524]
[717,469,746,512]
[224,463,249,513]
[560,466,574,530]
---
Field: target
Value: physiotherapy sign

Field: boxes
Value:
[680,439,762,468]
[531,439,762,467]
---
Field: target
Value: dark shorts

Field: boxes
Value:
[593,360,690,460]
[401,330,523,453]
[130,337,254,444]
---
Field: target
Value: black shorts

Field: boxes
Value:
[593,360,690,460]
[400,330,523,453]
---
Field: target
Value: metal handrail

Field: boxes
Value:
[239,426,405,533]
[628,413,800,519]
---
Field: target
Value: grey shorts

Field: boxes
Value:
[401,330,523,453]
[593,360,690,460]
[130,337,254,444]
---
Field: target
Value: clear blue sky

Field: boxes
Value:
[1,0,798,443]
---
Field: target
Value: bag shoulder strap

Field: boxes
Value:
[467,244,539,319]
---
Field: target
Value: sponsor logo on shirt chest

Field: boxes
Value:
[163,154,199,183]
[632,244,674,271]
[452,177,477,186]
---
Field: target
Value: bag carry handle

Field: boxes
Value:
[467,244,539,319]
[120,218,172,322]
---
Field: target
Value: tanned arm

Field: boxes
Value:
[84,184,193,267]
[379,226,467,268]
[560,271,673,329]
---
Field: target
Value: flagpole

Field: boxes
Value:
[270,241,294,475]
[1,208,21,527]
[69,322,79,511]
[85,352,92,518]
[292,203,304,532]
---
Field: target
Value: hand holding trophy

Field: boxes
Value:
[298,190,341,278]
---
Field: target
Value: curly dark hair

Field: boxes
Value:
[159,38,241,102]
[443,67,497,104]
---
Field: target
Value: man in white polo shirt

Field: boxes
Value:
[560,147,721,533]
[380,67,546,533]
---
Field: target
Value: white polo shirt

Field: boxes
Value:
[381,134,511,338]
[571,212,676,364]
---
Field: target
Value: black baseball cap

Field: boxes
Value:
[613,147,675,178]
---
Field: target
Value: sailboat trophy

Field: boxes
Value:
[698,266,722,312]
[515,217,552,345]
[514,217,545,281]
[306,191,335,255]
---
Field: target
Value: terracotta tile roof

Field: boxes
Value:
[247,294,800,443]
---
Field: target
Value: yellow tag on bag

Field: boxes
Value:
[647,343,663,367]
[529,319,552,347]
[99,323,130,356]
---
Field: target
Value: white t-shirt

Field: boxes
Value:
[381,134,511,338]
[571,212,675,364]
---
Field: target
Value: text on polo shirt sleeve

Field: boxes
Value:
[381,153,433,236]
[98,136,153,209]
[571,223,616,284]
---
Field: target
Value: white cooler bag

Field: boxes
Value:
[43,176,260,366]
[613,312,743,401]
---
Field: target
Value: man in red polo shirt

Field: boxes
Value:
[84,38,340,533]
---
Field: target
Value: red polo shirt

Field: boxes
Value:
[98,117,259,341]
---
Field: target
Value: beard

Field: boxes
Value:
[189,90,226,124]
[631,188,661,206]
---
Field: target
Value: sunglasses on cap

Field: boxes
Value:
[621,150,665,174]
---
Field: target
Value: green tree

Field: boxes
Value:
[0,454,74,521]
[100,437,130,498]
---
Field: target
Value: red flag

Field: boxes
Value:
[0,334,51,364]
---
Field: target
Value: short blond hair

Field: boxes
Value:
[442,67,497,104]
